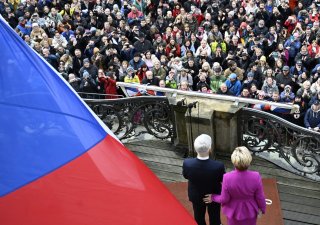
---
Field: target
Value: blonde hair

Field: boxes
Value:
[202,62,211,70]
[231,146,252,171]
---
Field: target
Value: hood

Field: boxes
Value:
[311,105,320,118]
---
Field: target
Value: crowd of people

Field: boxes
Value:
[1,0,320,130]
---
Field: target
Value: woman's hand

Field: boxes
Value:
[258,209,262,218]
[203,194,213,204]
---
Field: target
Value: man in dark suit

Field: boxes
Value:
[183,134,225,225]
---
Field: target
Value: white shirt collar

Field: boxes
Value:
[197,156,209,160]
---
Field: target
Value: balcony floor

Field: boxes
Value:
[125,140,320,225]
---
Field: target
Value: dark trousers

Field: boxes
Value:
[192,201,221,225]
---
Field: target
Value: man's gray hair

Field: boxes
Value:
[194,134,212,153]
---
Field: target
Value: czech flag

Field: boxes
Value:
[0,16,196,225]
[253,103,292,114]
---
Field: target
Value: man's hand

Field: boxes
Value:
[203,194,212,204]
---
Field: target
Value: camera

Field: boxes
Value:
[285,87,290,95]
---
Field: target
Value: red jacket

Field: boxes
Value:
[165,44,181,57]
[172,8,181,17]
[308,44,320,58]
[284,19,297,35]
[99,77,118,99]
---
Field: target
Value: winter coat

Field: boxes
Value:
[262,81,279,97]
[133,39,154,54]
[280,90,295,103]
[225,79,242,96]
[80,77,97,93]
[224,67,244,81]
[152,67,167,80]
[124,75,140,83]
[99,77,118,99]
[177,74,193,88]
[304,105,320,128]
[284,38,301,59]
[210,75,226,93]
[142,77,160,86]
[79,65,99,80]
[129,58,145,71]
[165,79,178,89]
[275,73,293,90]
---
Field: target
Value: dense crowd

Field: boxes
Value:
[1,0,320,129]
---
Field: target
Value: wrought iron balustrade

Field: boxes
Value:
[84,96,175,142]
[238,108,320,181]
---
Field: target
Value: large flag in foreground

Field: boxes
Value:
[0,16,196,225]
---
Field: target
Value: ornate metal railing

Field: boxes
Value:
[238,108,320,181]
[84,96,176,142]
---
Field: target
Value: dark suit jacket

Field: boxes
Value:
[183,158,225,203]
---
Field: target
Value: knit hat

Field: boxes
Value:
[83,58,90,64]
[240,22,247,28]
[127,66,134,73]
[282,66,289,71]
[229,73,237,79]
[247,72,254,77]
[83,71,90,78]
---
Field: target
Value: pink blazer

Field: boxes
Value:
[212,170,266,221]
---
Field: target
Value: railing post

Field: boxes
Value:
[171,104,188,147]
[213,111,240,154]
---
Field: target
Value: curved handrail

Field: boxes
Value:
[116,82,299,112]
[83,96,175,142]
[241,107,320,134]
[238,107,320,181]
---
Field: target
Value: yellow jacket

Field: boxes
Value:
[124,75,140,84]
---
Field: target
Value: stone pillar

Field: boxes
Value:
[213,111,239,154]
[171,105,188,147]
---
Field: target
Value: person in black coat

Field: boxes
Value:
[133,32,154,54]
[183,134,225,225]
[304,100,320,131]
[217,83,233,95]
[72,48,84,76]
[141,71,160,86]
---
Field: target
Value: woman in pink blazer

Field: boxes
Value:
[203,146,266,225]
